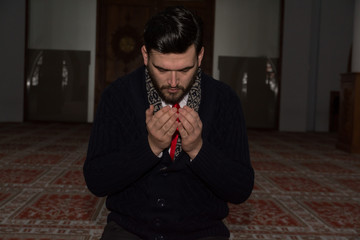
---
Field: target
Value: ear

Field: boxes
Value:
[141,45,149,66]
[197,47,204,67]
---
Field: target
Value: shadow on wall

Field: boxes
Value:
[26,49,90,122]
[219,56,279,129]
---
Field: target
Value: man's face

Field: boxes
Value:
[142,44,204,105]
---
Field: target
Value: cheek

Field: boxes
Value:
[152,73,169,86]
[180,76,191,86]
[179,71,196,86]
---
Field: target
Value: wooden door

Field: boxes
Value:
[95,0,215,111]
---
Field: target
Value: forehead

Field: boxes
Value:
[148,45,197,70]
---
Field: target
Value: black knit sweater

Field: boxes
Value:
[84,66,254,240]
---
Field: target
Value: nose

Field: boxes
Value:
[168,71,178,87]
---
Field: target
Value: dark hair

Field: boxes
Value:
[143,6,203,55]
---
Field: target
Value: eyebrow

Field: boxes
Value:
[152,63,195,72]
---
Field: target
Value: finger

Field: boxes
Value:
[145,105,154,124]
[180,115,195,134]
[166,120,179,137]
[154,106,178,133]
[154,106,171,119]
[178,108,196,131]
[179,107,195,123]
[182,106,200,119]
[178,122,188,138]
[181,106,202,128]
[151,106,171,126]
[162,112,178,135]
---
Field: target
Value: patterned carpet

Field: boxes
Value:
[0,123,359,240]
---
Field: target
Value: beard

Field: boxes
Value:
[147,67,197,105]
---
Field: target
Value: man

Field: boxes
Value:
[84,6,254,240]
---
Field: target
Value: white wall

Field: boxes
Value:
[315,0,354,131]
[28,0,97,122]
[352,0,360,72]
[214,0,354,132]
[279,0,354,131]
[0,0,26,122]
[279,0,314,131]
[213,0,281,79]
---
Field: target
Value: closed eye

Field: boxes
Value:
[153,63,194,73]
[179,68,191,73]
[157,68,167,73]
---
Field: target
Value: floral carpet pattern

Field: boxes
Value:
[0,123,359,239]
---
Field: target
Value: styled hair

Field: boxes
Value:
[143,6,203,55]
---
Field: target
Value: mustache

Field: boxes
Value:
[160,85,185,91]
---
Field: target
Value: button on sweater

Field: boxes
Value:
[83,66,254,240]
